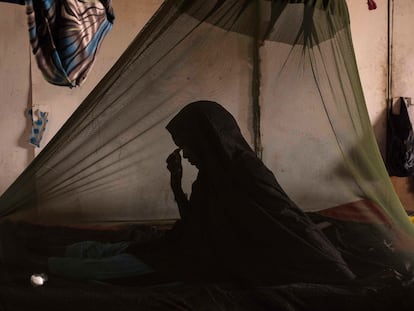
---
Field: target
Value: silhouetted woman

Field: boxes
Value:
[1,101,355,286]
[162,100,355,285]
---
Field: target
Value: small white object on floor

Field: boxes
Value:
[30,273,48,287]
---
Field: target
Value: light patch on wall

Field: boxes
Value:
[347,0,388,156]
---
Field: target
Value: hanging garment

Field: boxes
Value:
[25,0,115,87]
[28,108,48,148]
[386,97,414,177]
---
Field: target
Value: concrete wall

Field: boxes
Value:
[348,0,388,155]
[0,3,32,195]
[392,1,414,100]
[0,1,163,195]
[345,1,414,212]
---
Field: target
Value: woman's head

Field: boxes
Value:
[166,101,254,170]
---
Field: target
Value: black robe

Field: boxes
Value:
[173,151,355,285]
[142,101,356,286]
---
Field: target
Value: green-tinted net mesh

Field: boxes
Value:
[1,0,414,271]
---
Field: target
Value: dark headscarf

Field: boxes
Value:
[166,101,253,170]
[165,101,355,286]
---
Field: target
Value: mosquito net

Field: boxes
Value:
[1,0,414,266]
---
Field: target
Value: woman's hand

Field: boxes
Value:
[167,148,183,188]
[167,148,189,218]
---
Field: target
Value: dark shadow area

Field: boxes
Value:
[1,221,414,311]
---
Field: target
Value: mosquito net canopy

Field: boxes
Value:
[1,0,414,260]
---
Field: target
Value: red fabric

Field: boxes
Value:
[319,199,391,225]
[367,0,377,10]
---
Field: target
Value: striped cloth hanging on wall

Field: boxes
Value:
[25,0,115,87]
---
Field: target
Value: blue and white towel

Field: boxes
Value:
[28,108,48,148]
